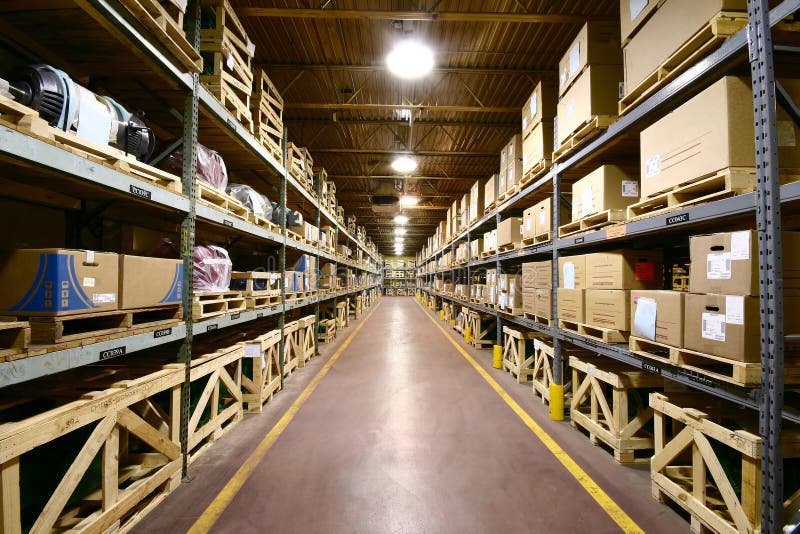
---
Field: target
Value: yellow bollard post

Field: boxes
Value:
[493,345,503,369]
[549,383,565,421]
[439,310,445,321]
[464,326,471,345]
[449,319,456,328]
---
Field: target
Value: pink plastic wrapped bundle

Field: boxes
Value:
[161,143,228,190]
[193,245,232,292]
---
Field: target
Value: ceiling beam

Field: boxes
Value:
[328,174,478,181]
[240,8,607,24]
[285,102,517,113]
[263,63,551,77]
[286,117,519,128]
[310,148,497,157]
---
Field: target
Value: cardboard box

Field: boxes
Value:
[119,255,182,309]
[485,174,497,209]
[534,288,552,319]
[559,255,586,289]
[683,293,759,361]
[0,249,119,315]
[522,262,536,289]
[498,167,508,196]
[483,230,497,253]
[630,290,684,347]
[585,289,630,330]
[623,0,746,95]
[571,165,640,221]
[640,76,800,198]
[523,290,537,315]
[470,179,485,222]
[534,260,552,289]
[558,21,623,96]
[522,205,537,240]
[522,81,558,137]
[557,288,585,322]
[533,196,569,237]
[506,156,524,193]
[557,65,623,147]
[496,217,523,248]
[619,0,664,44]
[522,120,554,177]
[470,239,483,259]
[460,193,471,227]
[586,250,663,290]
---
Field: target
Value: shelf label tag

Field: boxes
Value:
[666,213,689,226]
[99,346,126,361]
[574,237,584,244]
[230,312,241,320]
[154,328,172,338]
[256,312,264,318]
[223,220,234,227]
[642,361,661,375]
[206,324,219,332]
[129,184,152,200]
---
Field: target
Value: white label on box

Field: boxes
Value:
[730,231,751,261]
[92,293,116,304]
[621,180,639,197]
[246,39,256,57]
[538,210,546,225]
[83,277,95,288]
[530,92,538,118]
[778,121,796,147]
[725,295,745,325]
[581,185,594,218]
[523,153,528,167]
[226,50,234,70]
[568,42,581,78]
[244,344,260,358]
[534,339,541,351]
[701,312,726,342]
[566,101,575,117]
[525,217,533,231]
[629,0,648,20]
[646,155,661,178]
[85,250,95,264]
[522,116,528,131]
[634,297,657,341]
[563,262,576,289]
[707,252,732,280]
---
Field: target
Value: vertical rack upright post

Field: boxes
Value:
[278,127,288,385]
[550,169,563,395]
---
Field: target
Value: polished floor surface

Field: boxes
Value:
[134,297,687,533]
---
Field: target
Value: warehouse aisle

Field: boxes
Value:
[135,297,686,533]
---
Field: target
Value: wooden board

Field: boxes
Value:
[558,209,627,237]
[559,320,629,344]
[0,320,30,360]
[520,159,550,188]
[552,115,617,162]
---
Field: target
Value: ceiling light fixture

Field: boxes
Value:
[394,228,407,235]
[399,195,419,206]
[394,237,405,243]
[391,155,417,174]
[394,214,409,224]
[386,39,434,80]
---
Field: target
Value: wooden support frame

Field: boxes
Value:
[501,326,542,383]
[468,311,496,349]
[241,330,282,413]
[297,315,316,366]
[282,320,300,377]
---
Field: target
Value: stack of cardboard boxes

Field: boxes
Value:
[497,273,522,314]
[555,21,622,151]
[498,136,523,201]
[561,165,639,231]
[523,196,566,243]
[496,217,522,250]
[469,178,485,225]
[484,174,497,214]
[522,261,552,321]
[483,229,497,256]
[521,80,556,181]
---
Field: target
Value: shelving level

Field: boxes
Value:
[382,258,417,296]
[416,1,800,531]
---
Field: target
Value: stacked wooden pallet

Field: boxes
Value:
[251,69,284,161]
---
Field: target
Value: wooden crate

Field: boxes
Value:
[468,311,496,349]
[531,340,592,405]
[118,0,203,73]
[287,142,313,189]
[569,355,664,463]
[650,392,800,534]
[297,315,316,367]
[0,363,184,533]
[336,301,348,330]
[317,318,336,343]
[282,320,300,377]
[230,271,281,296]
[200,0,254,131]
[501,326,544,383]
[242,329,282,412]
[251,69,284,161]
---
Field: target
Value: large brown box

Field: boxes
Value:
[460,193,470,228]
[640,76,800,199]
[522,81,558,138]
[534,260,552,289]
[534,196,570,237]
[469,179,485,222]
[522,121,554,177]
[585,289,630,330]
[689,230,800,296]
[586,250,663,290]
[559,255,587,289]
[557,288,585,323]
[619,0,663,44]
[571,165,639,221]
[119,255,183,309]
[630,290,684,347]
[0,249,119,316]
[523,290,537,315]
[557,65,623,147]
[496,217,523,248]
[683,293,760,362]
[522,262,536,289]
[485,175,497,210]
[622,0,746,96]
[558,21,623,96]
[534,288,552,319]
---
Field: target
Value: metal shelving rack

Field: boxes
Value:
[382,261,418,295]
[416,1,799,530]
[0,0,382,466]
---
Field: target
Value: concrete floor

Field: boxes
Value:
[134,297,688,533]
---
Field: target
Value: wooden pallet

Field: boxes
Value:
[496,242,518,253]
[570,355,663,464]
[552,115,617,162]
[483,201,496,216]
[480,250,496,258]
[625,167,759,220]
[628,336,677,365]
[559,320,629,344]
[0,319,30,360]
[245,295,282,309]
[523,312,553,326]
[287,142,313,188]
[196,181,249,218]
[619,11,748,115]
[200,0,254,132]
[242,329,282,412]
[247,211,280,233]
[671,346,762,387]
[497,184,520,203]
[650,392,800,533]
[251,69,284,161]
[522,231,552,246]
[193,291,245,319]
[231,271,281,296]
[520,159,550,188]
[118,0,203,73]
[558,209,626,237]
[29,310,131,345]
[496,305,523,316]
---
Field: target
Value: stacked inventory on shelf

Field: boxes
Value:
[382,258,417,296]
[416,1,800,532]
[0,1,383,531]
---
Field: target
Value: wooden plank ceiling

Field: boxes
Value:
[232,0,618,254]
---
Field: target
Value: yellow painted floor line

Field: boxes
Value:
[188,300,383,534]
[416,299,644,534]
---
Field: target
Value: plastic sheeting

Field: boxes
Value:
[193,245,232,292]
[162,143,228,190]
